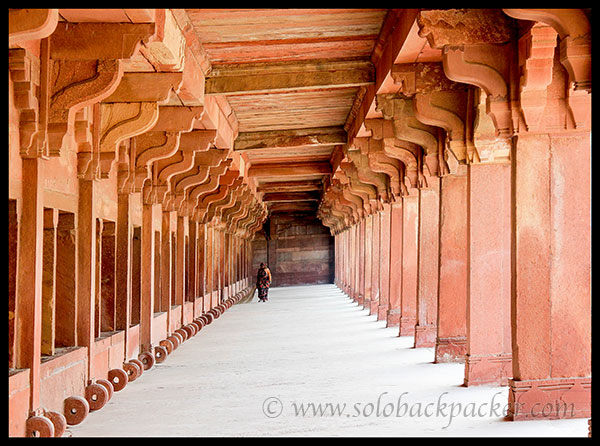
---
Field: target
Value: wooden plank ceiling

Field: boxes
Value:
[185,8,388,214]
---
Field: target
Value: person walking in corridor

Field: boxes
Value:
[256,262,272,302]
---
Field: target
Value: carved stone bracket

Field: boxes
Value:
[416,9,516,163]
[442,44,513,139]
[45,22,155,157]
[390,62,476,169]
[196,170,240,223]
[376,94,439,159]
[152,136,208,204]
[172,147,226,190]
[9,9,59,46]
[339,161,379,213]
[382,138,422,194]
[131,130,180,192]
[100,102,160,179]
[47,59,123,156]
[187,160,233,218]
[353,137,403,201]
[334,168,373,217]
[204,178,244,224]
[103,71,183,104]
[347,150,390,205]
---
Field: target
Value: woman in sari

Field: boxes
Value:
[256,262,272,302]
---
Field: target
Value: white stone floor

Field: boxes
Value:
[68,284,588,437]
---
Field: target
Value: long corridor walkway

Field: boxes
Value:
[69,285,586,437]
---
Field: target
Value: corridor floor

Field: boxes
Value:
[69,285,587,437]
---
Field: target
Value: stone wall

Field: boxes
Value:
[252,214,334,287]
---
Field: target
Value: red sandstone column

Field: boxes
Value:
[196,223,205,315]
[334,235,339,287]
[188,219,197,304]
[219,229,225,302]
[508,133,591,420]
[377,203,391,321]
[176,215,185,320]
[115,191,132,354]
[399,194,418,336]
[414,177,440,348]
[370,210,380,315]
[42,208,58,356]
[161,211,172,328]
[345,227,352,296]
[464,162,512,386]
[354,223,361,301]
[435,171,468,363]
[354,223,362,302]
[363,215,373,310]
[77,177,96,378]
[140,194,155,353]
[205,225,213,311]
[357,219,365,306]
[387,201,403,327]
[348,226,355,299]
[16,157,44,412]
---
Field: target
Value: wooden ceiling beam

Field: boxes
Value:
[262,191,321,202]
[206,59,374,95]
[257,180,323,193]
[247,161,331,178]
[268,201,319,213]
[235,126,347,151]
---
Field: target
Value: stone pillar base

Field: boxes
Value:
[399,316,416,336]
[356,294,364,306]
[507,377,591,421]
[463,353,512,387]
[414,324,437,348]
[434,336,466,363]
[362,298,371,312]
[377,304,387,321]
[369,299,379,316]
[386,308,401,327]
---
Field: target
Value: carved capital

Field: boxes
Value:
[503,9,590,92]
[9,49,47,159]
[516,23,559,132]
[77,151,98,181]
[471,90,512,164]
[116,143,134,194]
